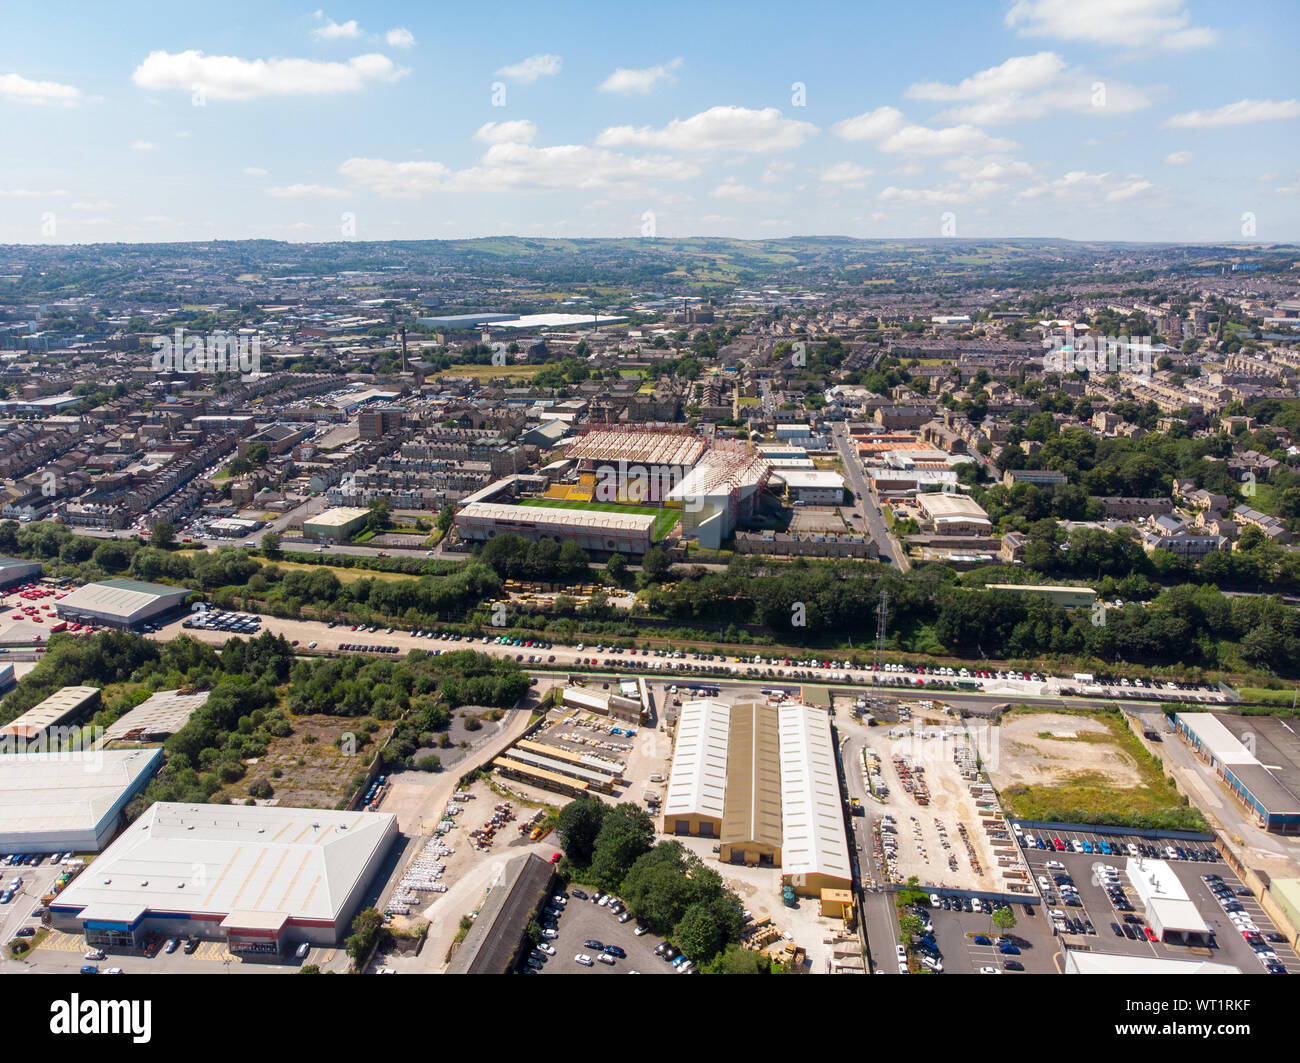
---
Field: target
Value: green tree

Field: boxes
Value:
[344,907,384,966]
[261,530,282,560]
[556,797,610,867]
[151,520,175,548]
[588,803,655,889]
[605,552,628,583]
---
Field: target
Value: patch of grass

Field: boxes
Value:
[997,708,1207,832]
[516,497,681,540]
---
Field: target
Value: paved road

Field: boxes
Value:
[831,422,909,570]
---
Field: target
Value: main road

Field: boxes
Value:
[830,421,909,570]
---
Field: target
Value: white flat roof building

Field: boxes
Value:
[1125,857,1214,944]
[0,748,161,852]
[777,703,853,895]
[50,802,398,951]
[662,700,731,832]
[1064,951,1238,975]
[55,579,191,629]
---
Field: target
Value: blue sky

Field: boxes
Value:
[2,0,1297,244]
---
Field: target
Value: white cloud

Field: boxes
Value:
[385,28,415,48]
[242,167,269,176]
[906,52,1152,124]
[1004,0,1217,51]
[1163,150,1193,165]
[941,154,1036,181]
[761,161,796,184]
[597,106,816,154]
[877,185,971,206]
[820,162,873,188]
[337,159,452,197]
[339,142,699,198]
[830,106,905,141]
[831,106,1015,155]
[71,200,116,210]
[495,54,562,83]
[0,188,65,198]
[131,50,407,100]
[474,119,536,144]
[129,140,154,151]
[710,178,781,203]
[598,58,682,95]
[0,71,83,106]
[266,183,349,198]
[1164,98,1300,128]
[1017,169,1160,204]
[312,16,362,41]
[1277,175,1300,196]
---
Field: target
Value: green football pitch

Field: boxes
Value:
[516,498,681,541]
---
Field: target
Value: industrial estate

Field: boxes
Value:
[1,4,1298,1022]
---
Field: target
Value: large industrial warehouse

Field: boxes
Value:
[56,578,191,630]
[1172,712,1300,834]
[49,802,399,955]
[661,699,852,897]
[0,555,42,590]
[0,748,161,853]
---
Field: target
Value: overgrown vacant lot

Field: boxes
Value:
[989,707,1206,832]
[223,714,396,810]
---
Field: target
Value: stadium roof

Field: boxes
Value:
[54,802,397,927]
[778,703,852,886]
[667,445,770,501]
[662,700,731,823]
[564,427,705,469]
[0,748,160,840]
[458,501,657,533]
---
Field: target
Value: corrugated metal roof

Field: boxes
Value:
[662,700,730,822]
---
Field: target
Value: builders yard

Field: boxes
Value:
[989,708,1205,831]
[860,703,1029,896]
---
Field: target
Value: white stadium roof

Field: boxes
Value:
[459,501,658,533]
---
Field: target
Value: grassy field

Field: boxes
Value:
[431,363,549,382]
[516,497,681,541]
[996,707,1207,831]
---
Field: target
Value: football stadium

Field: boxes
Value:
[454,425,771,554]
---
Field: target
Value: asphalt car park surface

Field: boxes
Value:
[923,894,1056,974]
[1018,828,1299,974]
[532,890,671,975]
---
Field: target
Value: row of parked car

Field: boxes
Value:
[1019,827,1219,863]
[183,611,260,635]
[1203,873,1289,975]
[340,643,400,654]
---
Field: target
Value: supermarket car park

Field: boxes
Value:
[1016,826,1300,974]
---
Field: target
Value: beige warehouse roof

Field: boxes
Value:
[722,702,783,851]
[0,748,160,838]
